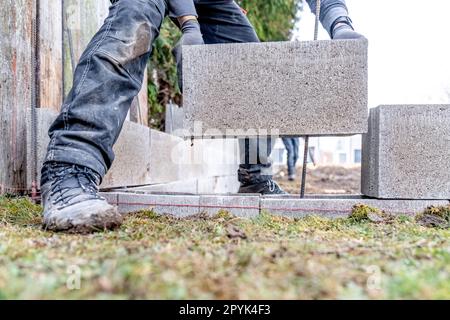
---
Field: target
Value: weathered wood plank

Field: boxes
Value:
[0,0,35,193]
[39,0,63,111]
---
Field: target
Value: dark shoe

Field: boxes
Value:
[40,163,122,233]
[238,180,288,195]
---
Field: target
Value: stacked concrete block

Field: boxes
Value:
[362,105,450,199]
[26,109,153,189]
[102,121,152,188]
[183,39,368,138]
[25,108,239,193]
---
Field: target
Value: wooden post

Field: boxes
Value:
[0,0,35,194]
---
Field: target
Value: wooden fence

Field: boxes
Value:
[0,0,148,193]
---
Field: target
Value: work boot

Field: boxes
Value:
[238,180,288,195]
[40,162,122,233]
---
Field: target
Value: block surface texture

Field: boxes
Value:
[183,39,368,138]
[362,105,450,199]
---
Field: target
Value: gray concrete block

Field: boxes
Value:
[362,105,450,199]
[26,109,154,189]
[261,196,449,218]
[116,193,200,216]
[197,175,240,194]
[102,121,152,188]
[149,129,184,184]
[120,179,199,194]
[99,192,119,206]
[200,195,260,218]
[183,39,368,138]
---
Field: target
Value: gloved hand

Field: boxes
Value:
[172,19,204,92]
[331,17,365,40]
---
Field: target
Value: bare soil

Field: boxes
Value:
[275,165,361,195]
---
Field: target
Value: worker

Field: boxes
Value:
[40,0,364,232]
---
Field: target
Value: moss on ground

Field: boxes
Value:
[0,197,449,299]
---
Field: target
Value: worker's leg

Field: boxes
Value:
[195,0,286,194]
[41,0,166,232]
[45,0,165,177]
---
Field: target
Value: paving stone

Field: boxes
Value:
[183,39,368,138]
[199,195,260,218]
[116,193,200,217]
[361,105,450,199]
[261,196,449,218]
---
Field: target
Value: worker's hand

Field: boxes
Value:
[332,22,365,40]
[172,19,204,92]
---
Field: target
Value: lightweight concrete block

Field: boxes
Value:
[197,175,240,194]
[149,129,184,184]
[362,105,450,199]
[200,195,260,218]
[183,39,368,138]
[116,193,200,216]
[26,109,154,189]
[120,179,199,194]
[99,192,119,206]
[102,121,152,188]
[261,196,449,218]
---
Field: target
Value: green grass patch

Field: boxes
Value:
[0,196,449,299]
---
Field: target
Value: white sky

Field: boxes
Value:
[293,0,450,107]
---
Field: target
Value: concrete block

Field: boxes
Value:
[183,39,368,138]
[261,196,449,218]
[149,129,184,184]
[197,175,240,194]
[102,121,152,188]
[116,193,200,216]
[99,192,119,206]
[362,105,450,199]
[26,109,154,189]
[120,179,199,194]
[200,195,260,218]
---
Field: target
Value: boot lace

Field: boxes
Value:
[50,165,101,206]
[266,180,276,193]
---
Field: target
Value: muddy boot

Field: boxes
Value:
[238,180,288,195]
[40,162,122,233]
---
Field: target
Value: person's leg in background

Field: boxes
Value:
[291,138,300,180]
[282,137,296,181]
[41,0,167,232]
[194,0,286,194]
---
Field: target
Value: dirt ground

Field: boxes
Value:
[275,165,361,195]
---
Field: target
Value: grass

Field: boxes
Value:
[0,196,449,299]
